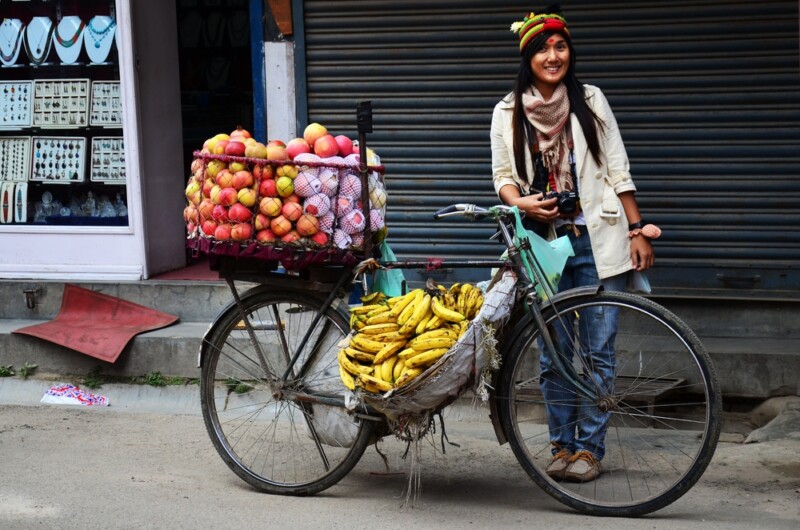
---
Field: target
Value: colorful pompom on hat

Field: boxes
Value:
[511,9,570,53]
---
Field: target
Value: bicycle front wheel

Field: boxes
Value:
[499,290,721,516]
[200,288,374,495]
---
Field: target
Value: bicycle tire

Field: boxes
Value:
[498,290,721,516]
[200,288,374,495]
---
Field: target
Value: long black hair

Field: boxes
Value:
[511,26,604,187]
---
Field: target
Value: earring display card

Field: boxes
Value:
[0,136,31,182]
[90,136,126,183]
[32,78,90,129]
[90,81,122,127]
[0,81,33,130]
[30,136,86,183]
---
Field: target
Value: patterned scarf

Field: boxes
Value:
[522,83,573,192]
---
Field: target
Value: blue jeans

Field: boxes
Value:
[539,227,627,460]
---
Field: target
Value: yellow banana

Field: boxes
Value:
[381,356,398,382]
[360,291,385,305]
[338,349,372,375]
[444,293,457,311]
[397,347,417,359]
[431,296,466,323]
[448,283,461,295]
[339,363,356,390]
[358,373,393,393]
[343,347,376,363]
[373,340,406,365]
[425,314,444,331]
[350,304,386,315]
[395,367,423,388]
[389,290,417,317]
[399,293,431,334]
[392,358,406,381]
[405,347,449,369]
[415,310,434,335]
[397,289,423,325]
[360,322,400,335]
[365,311,397,326]
[410,336,456,351]
[350,333,385,353]
[366,305,390,317]
[413,328,458,343]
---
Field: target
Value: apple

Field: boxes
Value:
[231,170,254,190]
[256,228,276,243]
[253,163,273,180]
[201,219,218,236]
[303,122,328,147]
[215,169,235,188]
[225,140,246,157]
[202,178,215,198]
[237,187,257,207]
[286,137,311,159]
[186,222,197,234]
[191,158,204,174]
[313,134,339,158]
[258,178,277,198]
[198,198,215,220]
[210,184,222,204]
[276,164,298,179]
[276,176,294,197]
[192,166,205,182]
[211,204,229,222]
[188,190,201,206]
[245,141,268,159]
[214,223,233,241]
[183,204,198,223]
[229,202,253,223]
[281,230,301,243]
[254,213,270,231]
[334,135,354,157]
[270,215,292,236]
[310,231,329,246]
[259,196,283,217]
[296,214,319,236]
[285,193,301,204]
[267,139,286,148]
[229,161,247,173]
[281,201,303,222]
[205,159,226,179]
[204,133,229,152]
[185,179,201,200]
[213,139,230,155]
[229,126,252,140]
[231,223,253,241]
[266,143,288,161]
[218,187,239,206]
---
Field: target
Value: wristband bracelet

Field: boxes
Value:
[628,219,646,231]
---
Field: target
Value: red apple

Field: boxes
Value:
[202,178,215,198]
[254,213,270,231]
[215,169,235,188]
[303,122,328,147]
[313,134,339,158]
[253,164,273,180]
[185,179,201,200]
[213,139,230,155]
[267,139,286,148]
[202,219,218,236]
[228,203,253,223]
[281,230,301,243]
[256,229,276,243]
[218,187,239,206]
[296,214,320,236]
[198,198,215,220]
[285,193,301,204]
[231,170,254,190]
[310,231,329,246]
[211,204,229,222]
[286,137,311,159]
[191,158,204,173]
[237,187,257,207]
[282,201,303,222]
[229,126,252,140]
[187,222,197,234]
[259,197,283,217]
[231,223,253,241]
[183,204,198,223]
[270,215,292,236]
[214,223,233,241]
[266,143,288,161]
[334,135,354,157]
[258,178,277,198]
[224,140,247,157]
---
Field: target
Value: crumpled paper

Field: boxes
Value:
[41,384,109,406]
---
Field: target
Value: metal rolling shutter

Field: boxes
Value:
[298,0,800,297]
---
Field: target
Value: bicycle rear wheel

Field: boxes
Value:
[200,288,374,495]
[499,290,721,516]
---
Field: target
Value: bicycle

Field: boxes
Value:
[198,202,721,517]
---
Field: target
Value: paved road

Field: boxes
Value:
[0,384,798,529]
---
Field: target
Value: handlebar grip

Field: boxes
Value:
[433,205,459,220]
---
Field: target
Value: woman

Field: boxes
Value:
[490,6,658,483]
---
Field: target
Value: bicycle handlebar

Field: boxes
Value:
[433,203,515,220]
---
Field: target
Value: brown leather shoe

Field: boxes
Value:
[545,448,573,480]
[563,450,601,482]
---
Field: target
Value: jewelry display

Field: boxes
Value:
[32,78,90,129]
[84,16,117,64]
[53,16,86,65]
[90,136,126,183]
[0,18,25,67]
[227,11,249,47]
[0,182,15,223]
[23,17,54,66]
[0,136,31,181]
[0,81,33,129]
[30,136,86,183]
[14,181,27,223]
[90,81,122,127]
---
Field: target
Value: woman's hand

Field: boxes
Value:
[513,192,560,222]
[630,235,655,271]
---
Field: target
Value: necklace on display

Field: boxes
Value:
[0,19,25,65]
[24,17,55,65]
[55,19,86,48]
[86,17,116,49]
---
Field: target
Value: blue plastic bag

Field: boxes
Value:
[373,240,405,297]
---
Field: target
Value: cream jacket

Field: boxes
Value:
[491,84,637,279]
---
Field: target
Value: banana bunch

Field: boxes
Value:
[338,283,484,393]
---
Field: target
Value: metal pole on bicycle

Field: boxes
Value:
[357,101,374,262]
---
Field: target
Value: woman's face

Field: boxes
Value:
[529,33,570,95]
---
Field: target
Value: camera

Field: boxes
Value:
[545,191,580,214]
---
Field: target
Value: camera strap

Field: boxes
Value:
[531,122,578,195]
